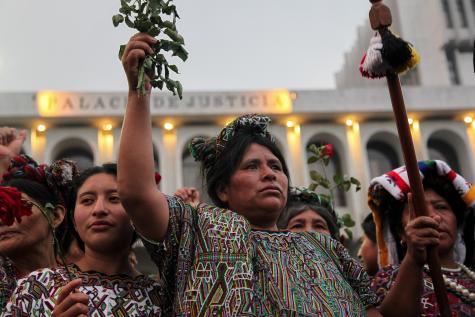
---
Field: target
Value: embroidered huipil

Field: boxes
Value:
[144,196,378,316]
[372,265,475,317]
[0,257,17,311]
[1,264,162,317]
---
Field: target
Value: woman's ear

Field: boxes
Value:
[51,205,66,229]
[216,183,229,204]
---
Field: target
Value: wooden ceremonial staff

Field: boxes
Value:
[368,1,451,316]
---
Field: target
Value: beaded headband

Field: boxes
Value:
[189,114,274,170]
[2,155,79,206]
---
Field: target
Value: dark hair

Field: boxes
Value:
[375,174,473,266]
[361,213,377,244]
[277,200,339,238]
[2,178,58,207]
[205,130,290,208]
[1,178,66,255]
[65,163,137,251]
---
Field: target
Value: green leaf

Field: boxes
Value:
[143,56,154,69]
[164,28,185,44]
[310,171,322,182]
[343,181,351,191]
[172,45,188,62]
[323,156,330,166]
[118,44,126,60]
[307,156,318,164]
[308,144,318,155]
[344,228,353,241]
[135,17,153,32]
[341,213,356,227]
[125,16,134,28]
[318,178,330,189]
[112,14,124,27]
[165,79,176,95]
[168,64,179,73]
[175,80,183,99]
[147,26,160,37]
[308,183,318,191]
[333,174,343,184]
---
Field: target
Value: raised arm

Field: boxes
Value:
[118,33,170,242]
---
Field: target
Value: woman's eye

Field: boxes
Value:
[291,223,303,229]
[271,164,282,171]
[109,195,121,203]
[245,164,257,170]
[80,198,94,205]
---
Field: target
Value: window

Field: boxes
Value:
[445,48,460,85]
[53,139,94,172]
[457,0,468,27]
[182,138,211,204]
[367,140,401,179]
[442,0,454,28]
[428,138,461,173]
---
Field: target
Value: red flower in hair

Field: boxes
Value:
[0,187,33,226]
[323,144,334,158]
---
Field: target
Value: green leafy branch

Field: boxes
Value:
[113,0,188,98]
[307,143,360,239]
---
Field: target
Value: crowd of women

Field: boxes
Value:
[0,33,473,316]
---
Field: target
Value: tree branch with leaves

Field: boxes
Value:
[113,0,188,97]
[307,143,360,239]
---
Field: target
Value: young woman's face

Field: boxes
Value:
[74,173,134,253]
[287,209,331,235]
[218,143,289,228]
[401,189,458,257]
[357,234,379,276]
[0,193,51,257]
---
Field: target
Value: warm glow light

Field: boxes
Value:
[286,120,295,128]
[293,125,301,134]
[464,116,473,124]
[408,118,414,125]
[164,122,174,131]
[102,123,113,131]
[36,124,46,133]
[345,119,354,127]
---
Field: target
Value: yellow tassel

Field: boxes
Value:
[395,45,420,74]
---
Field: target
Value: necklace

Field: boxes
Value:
[439,263,475,306]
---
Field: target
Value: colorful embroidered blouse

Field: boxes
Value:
[371,265,475,317]
[144,196,378,316]
[0,257,17,311]
[1,264,162,317]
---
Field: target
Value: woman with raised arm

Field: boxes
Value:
[0,155,75,310]
[118,33,380,316]
[2,163,163,317]
[368,160,475,316]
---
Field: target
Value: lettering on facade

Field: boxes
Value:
[36,91,293,117]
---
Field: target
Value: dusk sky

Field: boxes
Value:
[0,0,370,92]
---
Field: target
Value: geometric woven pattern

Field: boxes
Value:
[144,196,378,316]
[0,257,17,312]
[372,265,475,316]
[2,263,162,316]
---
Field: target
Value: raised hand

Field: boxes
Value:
[121,33,157,93]
[174,187,201,208]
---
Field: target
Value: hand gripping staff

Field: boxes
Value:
[361,1,450,316]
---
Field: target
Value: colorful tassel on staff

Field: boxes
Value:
[359,29,420,79]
